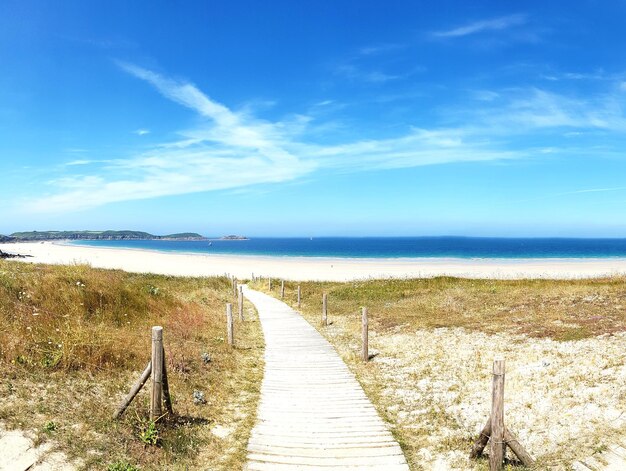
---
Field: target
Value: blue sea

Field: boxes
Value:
[70,237,626,259]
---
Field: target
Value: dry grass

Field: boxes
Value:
[252,276,626,470]
[272,277,626,341]
[0,260,263,470]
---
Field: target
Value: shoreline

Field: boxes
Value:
[64,240,626,261]
[2,241,626,280]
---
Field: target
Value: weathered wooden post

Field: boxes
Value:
[362,307,369,362]
[469,357,534,467]
[232,278,237,297]
[226,303,234,346]
[268,278,272,290]
[490,358,505,470]
[322,293,328,326]
[280,280,285,298]
[161,346,173,415]
[114,361,151,419]
[150,326,164,420]
[297,285,301,308]
[238,286,244,321]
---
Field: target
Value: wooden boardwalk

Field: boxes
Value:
[243,287,409,470]
[573,442,626,470]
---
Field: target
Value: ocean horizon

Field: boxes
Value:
[69,236,626,259]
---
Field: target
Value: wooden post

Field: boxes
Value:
[297,285,301,308]
[469,418,491,459]
[322,293,328,326]
[114,361,152,419]
[161,346,173,415]
[238,286,244,321]
[280,280,285,298]
[232,278,237,297]
[226,303,234,346]
[470,359,534,467]
[504,427,534,467]
[268,278,272,290]
[150,326,164,420]
[362,307,369,362]
[490,358,505,470]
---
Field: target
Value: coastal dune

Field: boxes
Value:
[3,242,626,280]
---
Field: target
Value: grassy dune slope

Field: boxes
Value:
[0,260,263,470]
[254,277,626,470]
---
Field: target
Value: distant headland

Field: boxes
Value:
[0,230,208,242]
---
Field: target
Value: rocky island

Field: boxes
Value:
[0,230,207,242]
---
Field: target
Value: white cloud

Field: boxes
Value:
[472,90,500,102]
[24,65,626,214]
[500,89,626,131]
[64,160,94,166]
[358,43,405,56]
[134,128,150,136]
[433,14,527,38]
[335,64,402,83]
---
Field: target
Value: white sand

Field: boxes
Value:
[330,326,626,469]
[3,241,626,280]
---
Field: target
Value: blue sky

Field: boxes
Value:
[2,0,626,237]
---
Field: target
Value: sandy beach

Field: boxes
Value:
[3,241,626,280]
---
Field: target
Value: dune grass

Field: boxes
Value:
[0,260,263,470]
[266,276,626,341]
[253,276,626,470]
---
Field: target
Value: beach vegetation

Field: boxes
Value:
[256,276,626,469]
[0,259,263,470]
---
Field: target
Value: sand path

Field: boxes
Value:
[242,286,408,470]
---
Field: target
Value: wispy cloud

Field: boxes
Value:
[134,128,150,136]
[542,70,608,82]
[335,64,403,83]
[358,43,405,56]
[64,160,94,166]
[511,187,626,205]
[449,87,626,133]
[23,64,626,214]
[433,14,527,38]
[556,187,626,196]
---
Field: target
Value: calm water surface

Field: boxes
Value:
[71,237,626,259]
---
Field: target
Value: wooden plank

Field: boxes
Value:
[242,287,408,470]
